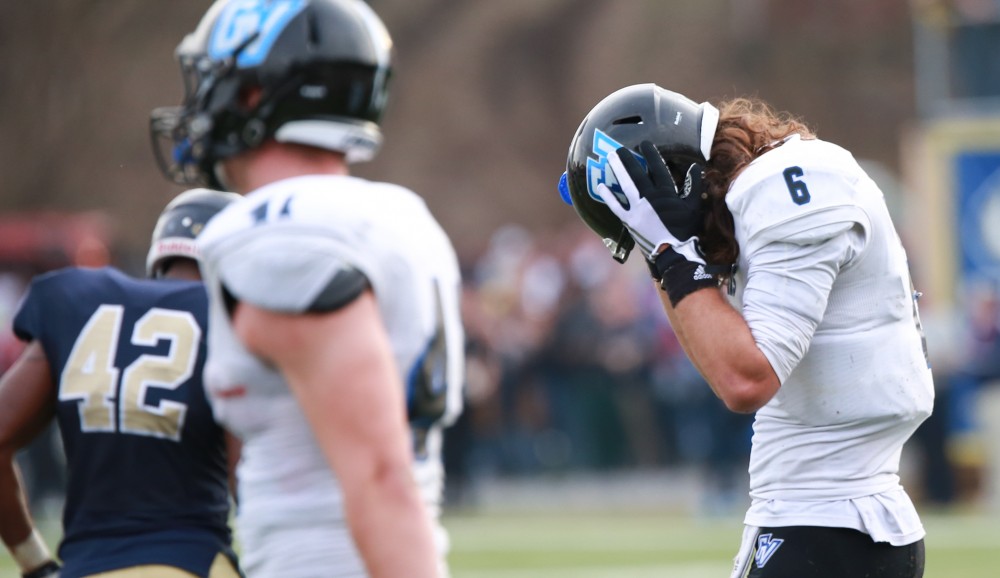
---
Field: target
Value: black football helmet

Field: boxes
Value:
[560,83,719,262]
[150,0,393,187]
[147,188,241,277]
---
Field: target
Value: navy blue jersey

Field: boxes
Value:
[12,267,235,578]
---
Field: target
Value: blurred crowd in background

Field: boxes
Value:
[2,213,1000,520]
[446,223,756,511]
[446,222,1000,512]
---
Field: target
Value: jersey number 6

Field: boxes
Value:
[783,166,811,205]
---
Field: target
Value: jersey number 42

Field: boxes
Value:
[59,305,200,442]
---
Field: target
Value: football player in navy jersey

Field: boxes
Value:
[0,189,242,578]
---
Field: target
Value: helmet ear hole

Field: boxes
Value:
[242,119,266,147]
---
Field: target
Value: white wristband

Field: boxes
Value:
[12,529,52,572]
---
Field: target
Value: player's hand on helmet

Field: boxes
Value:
[595,140,706,264]
[22,560,60,578]
[596,140,716,306]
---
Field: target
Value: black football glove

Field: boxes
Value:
[595,140,717,305]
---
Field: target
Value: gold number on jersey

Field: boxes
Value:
[120,309,200,440]
[59,305,122,432]
[59,305,201,441]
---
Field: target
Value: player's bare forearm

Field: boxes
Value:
[658,284,779,413]
[340,466,440,577]
[0,458,59,576]
[0,456,34,548]
[0,343,55,549]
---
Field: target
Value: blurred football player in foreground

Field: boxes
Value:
[149,1,465,576]
[560,84,932,578]
[0,189,241,578]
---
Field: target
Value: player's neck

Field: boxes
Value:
[222,141,350,195]
[162,259,202,281]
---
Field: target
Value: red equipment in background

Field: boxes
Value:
[0,211,113,371]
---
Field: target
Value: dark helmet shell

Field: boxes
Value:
[146,188,241,277]
[563,84,719,261]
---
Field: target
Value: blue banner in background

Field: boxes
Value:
[955,152,1000,284]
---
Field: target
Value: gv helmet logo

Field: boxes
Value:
[586,129,646,208]
[208,0,307,68]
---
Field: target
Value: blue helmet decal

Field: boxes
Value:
[208,0,307,68]
[585,129,645,205]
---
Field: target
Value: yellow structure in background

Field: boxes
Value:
[902,117,1000,306]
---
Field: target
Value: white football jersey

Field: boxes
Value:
[197,175,464,577]
[725,136,934,545]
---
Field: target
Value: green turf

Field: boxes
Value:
[2,509,997,577]
[441,509,1000,578]
[444,510,739,576]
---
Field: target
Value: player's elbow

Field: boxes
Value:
[344,455,422,507]
[369,462,423,505]
[710,353,781,413]
[721,391,767,414]
[715,374,779,414]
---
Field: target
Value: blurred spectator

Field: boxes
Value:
[942,280,1000,501]
[899,276,1000,506]
[444,222,754,512]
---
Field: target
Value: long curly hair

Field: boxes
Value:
[699,97,815,269]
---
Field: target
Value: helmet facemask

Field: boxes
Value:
[151,49,255,188]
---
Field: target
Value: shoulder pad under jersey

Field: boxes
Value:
[726,137,872,255]
[213,229,369,314]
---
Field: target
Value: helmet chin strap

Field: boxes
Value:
[606,228,635,263]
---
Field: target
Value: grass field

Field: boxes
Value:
[4,509,997,578]
[443,509,1000,577]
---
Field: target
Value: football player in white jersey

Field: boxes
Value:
[149,1,464,577]
[560,84,932,577]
